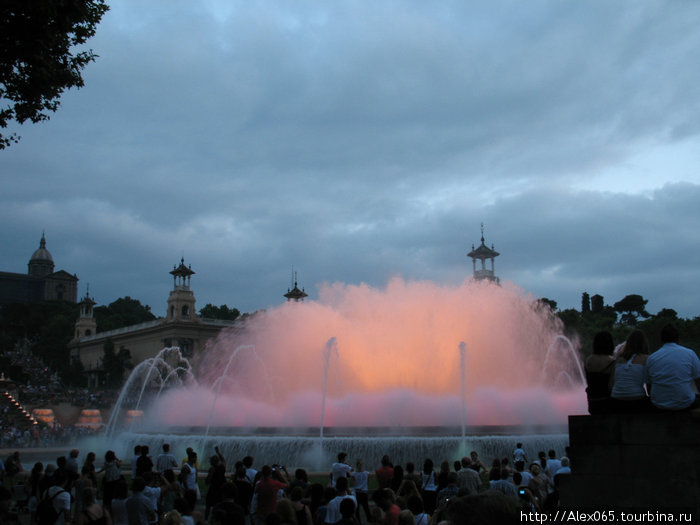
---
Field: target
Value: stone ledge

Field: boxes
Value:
[561,413,700,516]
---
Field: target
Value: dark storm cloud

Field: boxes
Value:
[1,1,700,318]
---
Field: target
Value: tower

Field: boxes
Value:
[28,233,55,278]
[467,224,500,283]
[74,289,97,339]
[284,270,308,302]
[167,257,196,321]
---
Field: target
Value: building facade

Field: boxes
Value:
[0,234,78,305]
[69,258,237,387]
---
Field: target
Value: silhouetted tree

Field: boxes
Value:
[101,339,132,387]
[581,292,591,314]
[199,303,240,321]
[0,1,109,148]
[536,298,558,312]
[94,296,156,331]
[656,308,678,319]
[591,294,605,314]
[614,294,650,325]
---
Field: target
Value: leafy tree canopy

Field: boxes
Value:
[94,296,156,332]
[613,294,651,325]
[536,298,558,312]
[0,1,109,148]
[199,303,240,321]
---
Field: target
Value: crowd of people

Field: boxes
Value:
[0,442,572,525]
[584,323,700,414]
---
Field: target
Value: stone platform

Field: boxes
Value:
[561,411,700,516]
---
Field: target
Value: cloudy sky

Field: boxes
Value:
[2,1,700,319]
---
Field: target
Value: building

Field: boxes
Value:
[69,257,237,387]
[284,271,308,302]
[467,225,500,283]
[0,234,78,305]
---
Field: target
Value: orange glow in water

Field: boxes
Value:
[152,278,587,427]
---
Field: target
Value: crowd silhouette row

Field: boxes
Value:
[0,442,572,525]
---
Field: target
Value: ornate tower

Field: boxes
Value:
[467,224,500,283]
[284,270,308,302]
[28,233,55,278]
[167,257,196,321]
[74,289,97,339]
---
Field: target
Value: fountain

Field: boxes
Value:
[101,277,587,469]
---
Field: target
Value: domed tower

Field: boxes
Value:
[167,257,197,321]
[28,233,55,278]
[74,289,97,340]
[467,224,500,283]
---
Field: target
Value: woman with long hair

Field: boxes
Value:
[611,329,652,412]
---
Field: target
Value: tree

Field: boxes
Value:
[536,298,558,312]
[581,292,591,315]
[199,304,240,321]
[0,1,109,149]
[94,296,156,332]
[656,308,678,319]
[591,294,605,314]
[613,294,651,325]
[101,339,132,387]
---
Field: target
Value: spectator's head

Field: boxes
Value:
[548,450,556,459]
[134,445,142,455]
[105,450,117,462]
[407,494,424,515]
[290,486,304,502]
[661,324,680,344]
[70,449,79,459]
[339,497,356,518]
[294,468,308,482]
[243,456,254,468]
[623,330,650,358]
[461,457,472,468]
[52,469,67,487]
[81,486,96,508]
[336,476,349,493]
[115,478,129,499]
[141,445,150,456]
[132,476,146,493]
[337,452,347,462]
[222,482,238,501]
[561,457,570,468]
[163,443,170,453]
[593,331,614,355]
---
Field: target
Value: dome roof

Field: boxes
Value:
[30,234,53,263]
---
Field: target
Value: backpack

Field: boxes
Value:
[36,489,65,525]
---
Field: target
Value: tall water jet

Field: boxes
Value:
[320,337,338,440]
[204,344,255,439]
[459,342,467,442]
